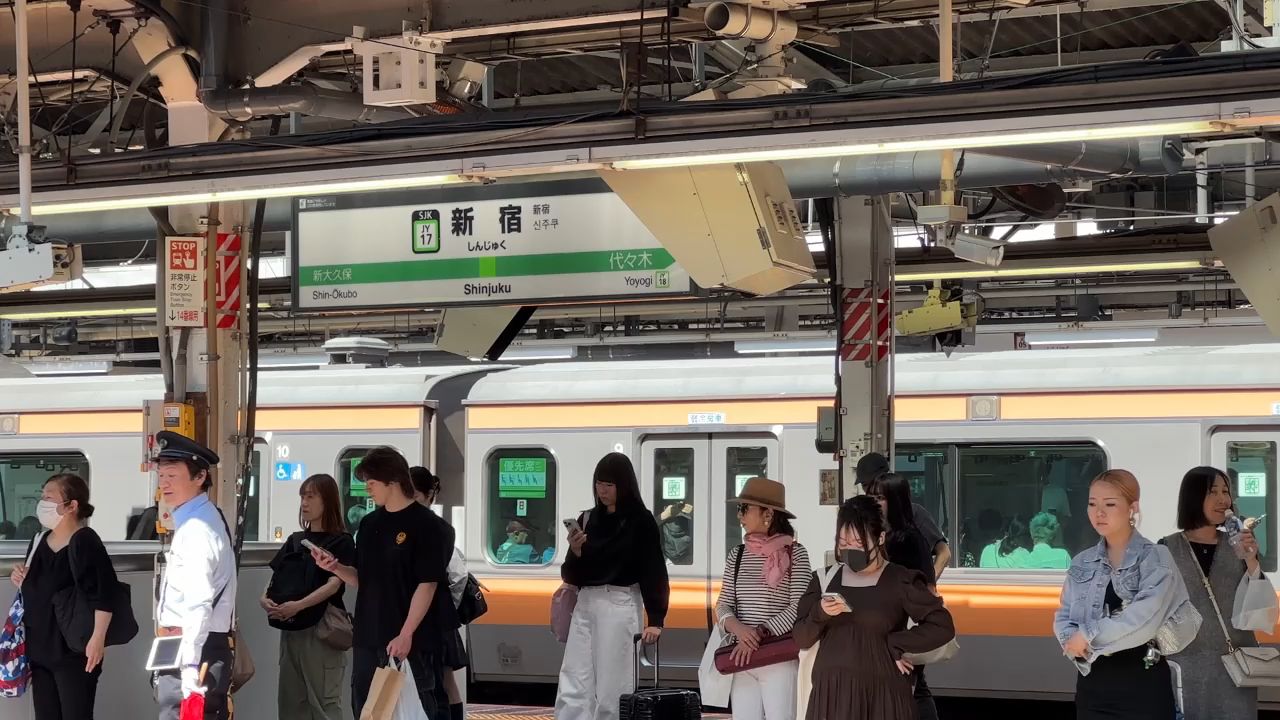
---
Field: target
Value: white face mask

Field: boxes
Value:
[36,500,64,530]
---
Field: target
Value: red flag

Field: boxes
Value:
[179,692,205,720]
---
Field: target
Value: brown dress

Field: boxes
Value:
[793,562,955,720]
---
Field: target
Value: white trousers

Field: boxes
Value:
[729,660,798,720]
[554,585,642,720]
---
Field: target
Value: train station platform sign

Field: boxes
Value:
[291,180,695,311]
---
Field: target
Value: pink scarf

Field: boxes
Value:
[744,532,794,589]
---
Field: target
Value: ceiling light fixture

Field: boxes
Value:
[609,121,1229,170]
[0,302,274,321]
[735,337,837,354]
[894,259,1209,282]
[1023,328,1159,346]
[13,174,475,216]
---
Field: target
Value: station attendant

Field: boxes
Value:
[151,431,238,720]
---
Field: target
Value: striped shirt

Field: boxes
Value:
[716,541,812,639]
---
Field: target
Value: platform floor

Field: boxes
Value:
[469,706,730,719]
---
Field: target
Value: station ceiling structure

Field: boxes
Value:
[1,0,1279,364]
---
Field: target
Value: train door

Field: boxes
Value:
[639,434,780,674]
[1211,430,1279,573]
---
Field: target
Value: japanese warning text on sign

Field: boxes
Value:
[292,185,694,311]
[165,236,206,327]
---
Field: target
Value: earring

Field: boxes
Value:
[1129,513,1137,526]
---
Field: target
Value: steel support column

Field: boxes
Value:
[834,195,895,499]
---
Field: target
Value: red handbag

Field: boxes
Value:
[713,632,799,674]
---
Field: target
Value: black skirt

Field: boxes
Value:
[1076,645,1175,720]
[442,628,469,670]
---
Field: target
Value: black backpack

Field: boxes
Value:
[455,573,488,625]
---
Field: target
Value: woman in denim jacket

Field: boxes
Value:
[1053,470,1198,720]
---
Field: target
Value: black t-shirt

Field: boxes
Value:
[886,526,937,585]
[353,503,448,649]
[22,528,117,666]
[268,531,356,630]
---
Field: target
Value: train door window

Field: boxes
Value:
[1223,439,1277,572]
[896,445,950,548]
[0,452,90,541]
[654,447,698,566]
[244,449,262,542]
[337,447,376,532]
[957,444,1105,570]
[722,446,769,551]
[485,448,557,566]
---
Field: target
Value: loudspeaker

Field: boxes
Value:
[1208,195,1280,335]
[435,306,536,360]
[600,162,816,296]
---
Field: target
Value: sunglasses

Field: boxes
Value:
[737,504,766,515]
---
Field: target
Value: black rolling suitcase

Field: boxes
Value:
[619,633,701,720]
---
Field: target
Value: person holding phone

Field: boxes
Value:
[311,448,448,720]
[554,452,669,720]
[9,473,117,720]
[793,496,954,720]
[263,474,354,720]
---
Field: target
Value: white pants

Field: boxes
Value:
[729,660,798,720]
[554,585,642,720]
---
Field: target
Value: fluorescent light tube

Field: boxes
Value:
[894,259,1208,282]
[735,338,837,354]
[1023,328,1159,346]
[16,174,473,216]
[610,121,1226,170]
[499,346,578,360]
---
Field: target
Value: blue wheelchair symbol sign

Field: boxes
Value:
[274,462,306,481]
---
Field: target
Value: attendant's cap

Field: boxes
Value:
[855,452,891,485]
[155,431,220,470]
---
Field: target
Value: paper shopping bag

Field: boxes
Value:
[359,663,406,720]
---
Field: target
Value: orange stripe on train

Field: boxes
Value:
[474,578,1280,641]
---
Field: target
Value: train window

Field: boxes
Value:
[654,448,697,566]
[485,448,557,566]
[957,444,1105,570]
[1226,441,1276,573]
[896,445,950,543]
[0,452,90,541]
[337,447,376,532]
[722,446,769,551]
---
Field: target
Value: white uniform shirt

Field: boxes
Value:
[157,493,236,667]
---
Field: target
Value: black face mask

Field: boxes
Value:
[842,548,872,571]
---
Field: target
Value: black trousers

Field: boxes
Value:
[914,666,939,720]
[31,657,101,720]
[153,633,234,720]
[352,646,444,720]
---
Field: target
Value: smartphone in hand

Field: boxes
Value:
[821,592,851,611]
[563,519,583,536]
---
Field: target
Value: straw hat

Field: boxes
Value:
[731,477,794,519]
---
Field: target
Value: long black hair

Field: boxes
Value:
[866,472,916,533]
[593,452,644,512]
[836,495,887,561]
[1177,466,1232,531]
[998,516,1033,556]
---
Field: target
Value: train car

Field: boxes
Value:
[0,365,501,542]
[462,344,1280,702]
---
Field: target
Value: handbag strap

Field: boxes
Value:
[24,531,44,570]
[1182,534,1237,654]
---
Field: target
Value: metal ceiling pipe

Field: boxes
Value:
[781,138,1182,198]
[978,136,1185,176]
[202,86,415,124]
[704,2,798,43]
[199,0,227,93]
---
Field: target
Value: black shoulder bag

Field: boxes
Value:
[52,536,139,653]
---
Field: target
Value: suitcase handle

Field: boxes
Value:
[633,633,661,689]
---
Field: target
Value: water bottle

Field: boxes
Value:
[1219,510,1266,559]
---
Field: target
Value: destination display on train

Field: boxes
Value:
[291,185,695,311]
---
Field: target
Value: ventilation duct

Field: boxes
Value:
[781,138,1183,198]
[202,86,417,123]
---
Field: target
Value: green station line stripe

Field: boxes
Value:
[299,248,676,286]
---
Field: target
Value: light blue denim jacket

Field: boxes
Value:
[1052,531,1197,676]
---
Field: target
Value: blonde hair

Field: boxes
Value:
[1091,469,1140,504]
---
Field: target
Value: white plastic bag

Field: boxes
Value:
[391,659,429,720]
[698,624,732,708]
[1232,573,1279,632]
[795,564,843,720]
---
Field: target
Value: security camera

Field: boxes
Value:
[942,232,1005,267]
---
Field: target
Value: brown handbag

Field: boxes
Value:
[316,604,354,651]
[713,632,799,674]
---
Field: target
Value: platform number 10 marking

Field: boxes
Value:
[412,210,441,254]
